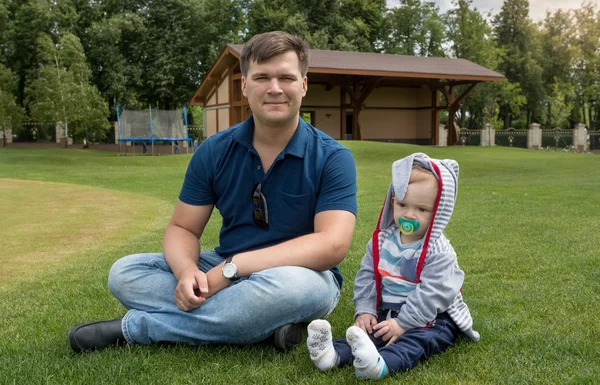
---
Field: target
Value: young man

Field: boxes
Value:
[68,31,357,352]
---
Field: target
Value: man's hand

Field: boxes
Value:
[373,319,406,346]
[354,313,377,334]
[174,267,209,311]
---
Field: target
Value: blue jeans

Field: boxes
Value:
[108,251,341,345]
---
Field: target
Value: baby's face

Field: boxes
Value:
[392,177,438,242]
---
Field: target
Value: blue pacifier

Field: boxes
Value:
[398,218,420,235]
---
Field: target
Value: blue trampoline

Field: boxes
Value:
[116,104,191,155]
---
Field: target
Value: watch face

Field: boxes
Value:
[223,263,237,278]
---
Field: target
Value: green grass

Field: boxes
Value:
[0,144,599,384]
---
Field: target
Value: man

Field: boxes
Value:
[68,31,357,352]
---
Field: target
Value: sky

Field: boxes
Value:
[386,0,599,22]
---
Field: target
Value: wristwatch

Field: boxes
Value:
[222,256,239,281]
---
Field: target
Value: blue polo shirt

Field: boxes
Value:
[179,116,357,287]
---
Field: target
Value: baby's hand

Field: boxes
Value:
[354,313,377,334]
[373,319,406,346]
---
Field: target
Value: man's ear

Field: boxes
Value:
[241,76,247,97]
[302,76,307,97]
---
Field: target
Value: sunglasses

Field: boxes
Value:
[251,182,269,229]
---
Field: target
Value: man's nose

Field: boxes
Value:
[267,79,283,93]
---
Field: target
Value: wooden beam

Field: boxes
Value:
[451,82,479,109]
[342,78,383,140]
[431,88,439,145]
[340,87,344,140]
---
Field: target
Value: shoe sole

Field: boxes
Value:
[274,323,305,352]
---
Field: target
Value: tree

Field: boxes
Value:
[383,0,446,57]
[84,12,146,116]
[573,2,600,130]
[444,0,500,128]
[139,0,244,109]
[246,0,385,52]
[540,10,577,128]
[546,80,574,129]
[25,32,109,143]
[493,0,545,127]
[327,0,386,52]
[0,63,26,146]
[4,0,53,107]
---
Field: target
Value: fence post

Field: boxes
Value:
[527,123,542,149]
[481,123,495,146]
[438,123,447,147]
[480,124,487,146]
[573,123,587,152]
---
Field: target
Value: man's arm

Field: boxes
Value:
[202,209,355,297]
[237,209,355,272]
[163,200,214,309]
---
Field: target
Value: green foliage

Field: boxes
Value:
[493,0,546,126]
[445,0,496,67]
[383,0,446,57]
[84,12,146,115]
[444,0,500,128]
[187,105,203,131]
[573,3,600,130]
[25,32,110,141]
[546,81,574,129]
[0,0,599,135]
[0,63,26,141]
[246,0,385,52]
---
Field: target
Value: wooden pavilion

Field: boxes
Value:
[189,45,504,145]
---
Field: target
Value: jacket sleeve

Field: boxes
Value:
[396,244,464,330]
[353,239,379,319]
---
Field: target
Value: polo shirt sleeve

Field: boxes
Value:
[178,140,216,206]
[315,148,357,216]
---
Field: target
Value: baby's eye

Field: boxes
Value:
[398,203,406,208]
[418,208,427,212]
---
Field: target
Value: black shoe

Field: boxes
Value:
[273,323,305,352]
[68,317,127,353]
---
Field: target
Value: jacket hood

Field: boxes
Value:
[378,152,459,245]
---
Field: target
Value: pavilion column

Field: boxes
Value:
[447,87,456,146]
[343,78,381,140]
[430,87,440,145]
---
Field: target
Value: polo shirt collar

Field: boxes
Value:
[232,115,308,158]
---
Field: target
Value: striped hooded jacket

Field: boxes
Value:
[353,152,480,341]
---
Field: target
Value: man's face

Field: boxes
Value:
[241,51,307,128]
[392,176,438,243]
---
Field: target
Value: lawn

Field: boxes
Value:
[0,144,599,384]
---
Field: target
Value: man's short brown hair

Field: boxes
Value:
[240,31,310,77]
